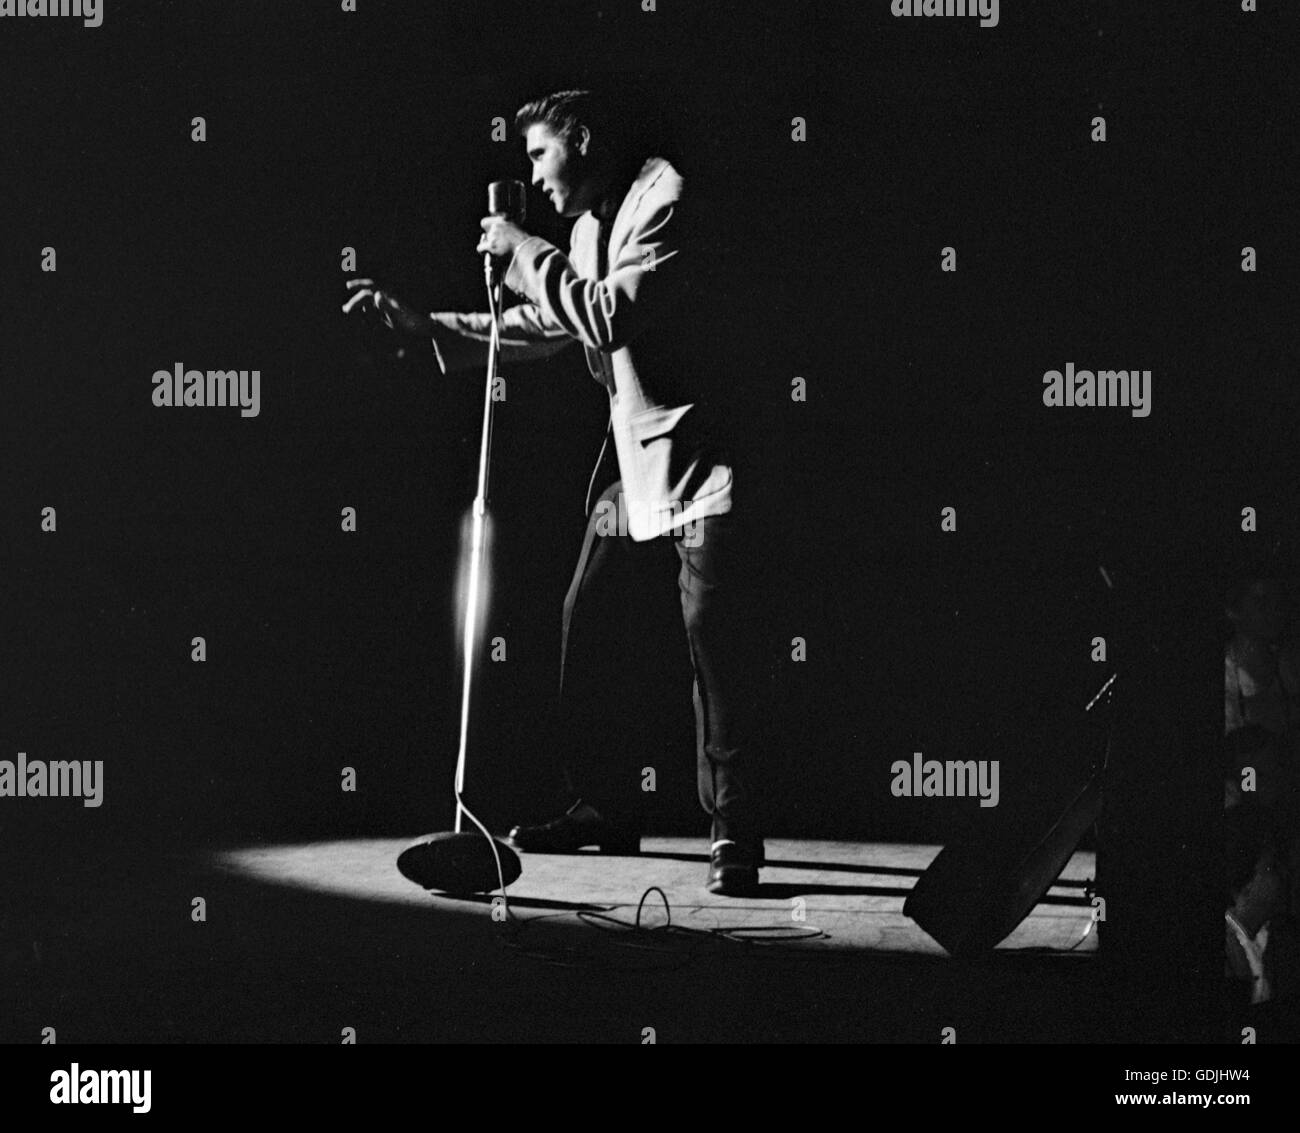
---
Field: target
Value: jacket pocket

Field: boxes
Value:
[626,403,695,446]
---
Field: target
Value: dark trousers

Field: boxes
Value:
[556,479,763,847]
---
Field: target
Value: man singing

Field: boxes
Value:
[344,89,764,895]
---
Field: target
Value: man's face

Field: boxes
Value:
[525,122,592,218]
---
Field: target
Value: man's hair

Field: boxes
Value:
[514,89,636,163]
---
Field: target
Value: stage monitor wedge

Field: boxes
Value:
[903,772,1102,958]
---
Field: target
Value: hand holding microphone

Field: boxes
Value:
[478,179,528,282]
[476,218,527,260]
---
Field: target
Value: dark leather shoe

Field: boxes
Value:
[506,802,641,855]
[706,840,761,896]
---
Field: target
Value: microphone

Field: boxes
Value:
[485,179,526,282]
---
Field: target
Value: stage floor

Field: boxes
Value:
[5,836,1128,1042]
[210,836,1098,957]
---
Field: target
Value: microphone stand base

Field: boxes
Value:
[396,831,522,894]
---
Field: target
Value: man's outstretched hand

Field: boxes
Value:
[342,279,433,335]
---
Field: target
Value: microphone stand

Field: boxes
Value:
[452,253,504,834]
[394,245,522,896]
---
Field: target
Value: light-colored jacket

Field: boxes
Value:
[427,156,733,541]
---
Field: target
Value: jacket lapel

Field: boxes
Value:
[607,157,669,260]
